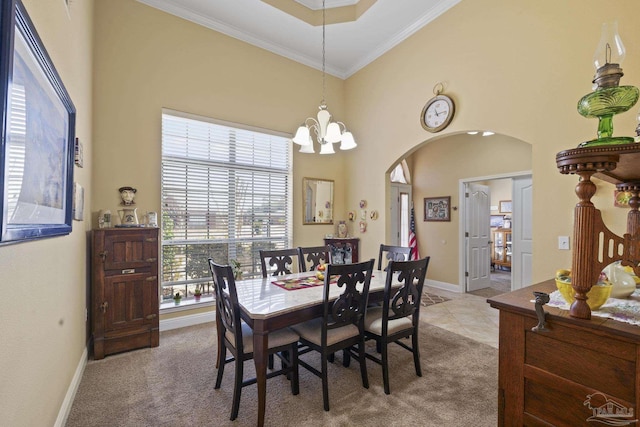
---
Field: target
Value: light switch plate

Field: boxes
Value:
[558,236,570,250]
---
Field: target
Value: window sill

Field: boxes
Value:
[160,296,214,313]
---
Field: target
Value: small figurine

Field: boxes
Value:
[119,186,137,206]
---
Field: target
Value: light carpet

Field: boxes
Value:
[67,321,497,427]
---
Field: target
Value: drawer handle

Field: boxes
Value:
[146,276,157,281]
[145,238,157,243]
[122,269,135,274]
[146,258,157,263]
[146,314,157,320]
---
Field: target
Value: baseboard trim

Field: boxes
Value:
[425,279,461,293]
[160,311,215,331]
[55,346,88,427]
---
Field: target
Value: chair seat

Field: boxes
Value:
[226,323,299,354]
[292,317,359,347]
[364,306,413,336]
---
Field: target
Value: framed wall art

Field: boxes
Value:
[0,0,76,244]
[499,200,512,213]
[424,196,451,222]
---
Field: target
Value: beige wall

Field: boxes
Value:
[344,0,639,284]
[0,0,94,426]
[486,179,512,216]
[410,134,531,284]
[92,0,347,247]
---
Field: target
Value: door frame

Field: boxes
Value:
[458,170,532,292]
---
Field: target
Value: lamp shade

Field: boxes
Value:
[293,126,311,145]
[299,136,315,153]
[339,131,357,150]
[593,22,625,70]
[319,142,335,154]
[325,122,342,143]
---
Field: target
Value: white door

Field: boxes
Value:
[466,183,491,291]
[512,176,533,289]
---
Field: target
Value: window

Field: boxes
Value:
[161,110,292,305]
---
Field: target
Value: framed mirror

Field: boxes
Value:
[303,177,334,225]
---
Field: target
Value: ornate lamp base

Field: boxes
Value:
[578,136,635,148]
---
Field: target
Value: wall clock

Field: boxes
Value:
[420,83,455,133]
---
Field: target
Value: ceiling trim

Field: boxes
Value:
[344,0,461,77]
[136,0,461,79]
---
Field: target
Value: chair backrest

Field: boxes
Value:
[259,248,300,278]
[323,259,375,334]
[208,259,244,352]
[377,244,412,271]
[382,257,430,328]
[298,245,330,272]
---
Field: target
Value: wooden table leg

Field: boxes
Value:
[253,325,268,427]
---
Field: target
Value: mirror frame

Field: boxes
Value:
[302,177,334,225]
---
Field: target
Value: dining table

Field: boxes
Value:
[215,268,390,427]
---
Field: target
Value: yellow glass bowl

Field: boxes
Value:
[555,279,612,310]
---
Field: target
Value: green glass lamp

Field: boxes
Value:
[577,22,639,147]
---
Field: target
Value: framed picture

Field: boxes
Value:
[499,200,512,214]
[0,0,76,244]
[490,215,504,228]
[424,196,451,222]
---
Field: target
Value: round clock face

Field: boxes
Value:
[421,95,455,133]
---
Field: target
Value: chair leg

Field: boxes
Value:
[412,330,422,377]
[268,354,274,370]
[215,345,226,389]
[381,340,390,395]
[290,344,299,396]
[321,354,330,411]
[342,348,351,367]
[358,340,369,389]
[230,358,243,421]
[328,352,335,363]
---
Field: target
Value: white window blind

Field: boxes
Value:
[161,111,292,300]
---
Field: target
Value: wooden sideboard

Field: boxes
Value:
[324,237,359,264]
[489,280,640,426]
[91,227,159,359]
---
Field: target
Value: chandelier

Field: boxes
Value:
[292,0,356,154]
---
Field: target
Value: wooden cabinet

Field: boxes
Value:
[489,280,640,426]
[556,144,640,319]
[91,228,159,359]
[491,228,512,269]
[324,237,359,264]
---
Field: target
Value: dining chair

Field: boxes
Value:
[292,259,375,411]
[377,244,412,271]
[363,257,430,394]
[208,259,300,421]
[297,245,330,272]
[259,248,301,277]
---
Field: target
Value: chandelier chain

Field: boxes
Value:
[322,0,326,106]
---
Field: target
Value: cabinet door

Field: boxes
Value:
[103,230,158,270]
[103,273,158,333]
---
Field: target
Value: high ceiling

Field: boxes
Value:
[136,0,461,79]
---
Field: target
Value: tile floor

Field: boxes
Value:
[421,285,500,348]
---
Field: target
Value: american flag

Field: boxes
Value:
[409,204,419,260]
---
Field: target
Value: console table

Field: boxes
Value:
[489,280,640,425]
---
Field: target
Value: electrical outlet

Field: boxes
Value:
[558,236,570,250]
